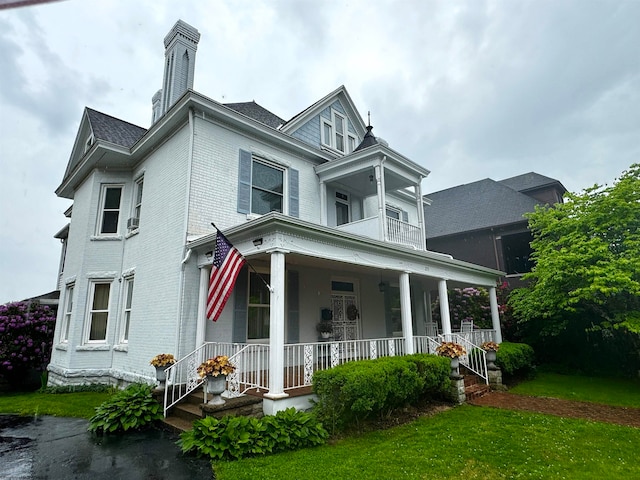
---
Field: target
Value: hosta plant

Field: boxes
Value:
[88,383,162,434]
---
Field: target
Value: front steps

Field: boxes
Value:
[462,369,491,401]
[159,389,263,433]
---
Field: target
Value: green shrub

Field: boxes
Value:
[496,342,535,377]
[312,354,450,433]
[88,383,162,434]
[178,408,328,460]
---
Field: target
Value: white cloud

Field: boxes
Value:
[0,0,639,303]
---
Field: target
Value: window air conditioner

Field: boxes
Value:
[127,217,140,230]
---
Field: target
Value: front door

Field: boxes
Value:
[331,294,359,340]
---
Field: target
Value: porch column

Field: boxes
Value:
[415,180,427,250]
[399,272,414,354]
[489,286,503,343]
[438,279,452,337]
[376,159,388,242]
[265,249,288,399]
[320,181,327,226]
[195,266,209,348]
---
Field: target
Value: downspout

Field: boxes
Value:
[174,107,196,358]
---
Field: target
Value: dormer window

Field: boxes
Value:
[322,109,356,154]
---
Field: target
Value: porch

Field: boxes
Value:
[163,329,497,416]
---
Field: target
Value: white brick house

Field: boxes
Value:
[49,20,503,412]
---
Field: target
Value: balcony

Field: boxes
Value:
[336,216,423,250]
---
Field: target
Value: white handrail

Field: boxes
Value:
[226,343,270,398]
[163,342,245,416]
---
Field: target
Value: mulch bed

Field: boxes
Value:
[468,391,640,428]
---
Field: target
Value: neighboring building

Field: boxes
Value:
[424,173,566,283]
[49,20,504,411]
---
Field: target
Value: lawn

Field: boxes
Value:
[214,373,640,479]
[0,390,113,418]
[510,372,640,408]
[214,405,640,480]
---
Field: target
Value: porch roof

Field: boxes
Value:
[188,213,504,288]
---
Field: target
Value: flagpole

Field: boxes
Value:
[210,222,274,293]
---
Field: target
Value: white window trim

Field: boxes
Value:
[59,283,75,344]
[247,269,271,342]
[335,191,350,225]
[321,108,351,154]
[129,176,144,232]
[96,184,124,236]
[386,204,402,220]
[84,133,95,153]
[83,280,112,344]
[250,157,286,216]
[119,277,134,344]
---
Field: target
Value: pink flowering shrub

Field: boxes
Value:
[432,285,508,330]
[0,301,56,377]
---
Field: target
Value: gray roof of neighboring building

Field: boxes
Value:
[86,108,147,148]
[424,178,541,238]
[224,101,285,129]
[498,172,566,194]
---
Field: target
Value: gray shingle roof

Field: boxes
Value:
[498,172,564,193]
[86,108,147,148]
[424,178,541,238]
[224,101,285,129]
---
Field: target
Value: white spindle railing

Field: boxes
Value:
[226,344,270,399]
[386,217,422,249]
[283,337,406,390]
[163,342,245,416]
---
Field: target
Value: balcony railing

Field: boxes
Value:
[336,216,423,250]
[386,217,422,249]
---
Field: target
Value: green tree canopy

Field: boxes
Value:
[510,163,640,337]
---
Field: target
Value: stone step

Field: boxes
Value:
[465,383,491,401]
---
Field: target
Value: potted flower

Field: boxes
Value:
[150,353,175,383]
[317,321,333,339]
[197,355,236,406]
[436,341,466,374]
[481,341,500,369]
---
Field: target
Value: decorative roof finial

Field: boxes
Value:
[367,110,371,127]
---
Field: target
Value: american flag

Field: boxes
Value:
[206,231,246,322]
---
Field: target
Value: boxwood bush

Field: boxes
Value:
[496,341,535,379]
[312,354,450,433]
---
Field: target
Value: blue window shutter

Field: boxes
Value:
[402,210,409,223]
[237,150,252,214]
[289,168,299,218]
[232,266,248,342]
[287,271,299,343]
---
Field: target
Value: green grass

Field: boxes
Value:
[0,390,113,418]
[510,372,640,408]
[214,405,640,479]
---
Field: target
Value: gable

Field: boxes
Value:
[281,86,367,155]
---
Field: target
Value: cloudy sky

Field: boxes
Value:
[0,0,639,304]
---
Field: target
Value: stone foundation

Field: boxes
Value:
[449,374,466,404]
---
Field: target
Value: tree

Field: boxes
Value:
[509,164,640,371]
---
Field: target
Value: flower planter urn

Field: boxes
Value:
[205,374,227,405]
[486,350,497,369]
[155,365,169,382]
[450,356,460,376]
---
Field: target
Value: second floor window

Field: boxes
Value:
[252,160,283,215]
[98,185,122,234]
[133,177,144,222]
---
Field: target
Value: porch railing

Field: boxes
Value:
[283,337,406,390]
[226,343,270,399]
[386,217,422,249]
[163,342,245,416]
